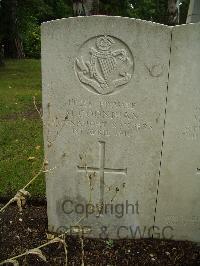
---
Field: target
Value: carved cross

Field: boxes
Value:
[77,141,127,204]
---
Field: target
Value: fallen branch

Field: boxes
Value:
[0,161,55,214]
[33,96,43,120]
[0,234,65,265]
[0,215,86,265]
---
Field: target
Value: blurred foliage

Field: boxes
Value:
[0,0,190,59]
[22,21,41,58]
[100,0,190,25]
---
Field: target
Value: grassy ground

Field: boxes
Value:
[0,59,45,198]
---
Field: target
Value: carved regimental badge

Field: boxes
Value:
[75,35,134,95]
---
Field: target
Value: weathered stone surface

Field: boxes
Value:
[154,23,200,242]
[41,16,171,239]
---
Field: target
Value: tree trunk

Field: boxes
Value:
[73,0,99,16]
[168,0,178,25]
[0,56,4,66]
[187,0,200,23]
[0,44,5,66]
[7,0,24,58]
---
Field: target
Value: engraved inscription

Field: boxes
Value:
[77,141,127,204]
[64,98,153,137]
[75,35,134,95]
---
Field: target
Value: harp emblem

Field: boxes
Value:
[75,36,134,95]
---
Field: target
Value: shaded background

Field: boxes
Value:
[0,0,190,59]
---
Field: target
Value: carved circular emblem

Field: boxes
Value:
[75,35,134,95]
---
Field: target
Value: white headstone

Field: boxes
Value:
[42,16,171,239]
[154,23,200,242]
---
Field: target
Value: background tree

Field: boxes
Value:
[0,0,25,58]
[187,0,200,23]
[0,0,190,60]
[73,0,99,16]
[168,0,178,25]
[0,0,4,65]
[0,45,4,66]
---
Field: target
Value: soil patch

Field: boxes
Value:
[0,204,199,265]
[0,106,42,121]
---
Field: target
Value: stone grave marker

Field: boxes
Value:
[154,23,200,242]
[41,16,171,239]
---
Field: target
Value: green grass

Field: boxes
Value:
[0,60,45,198]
